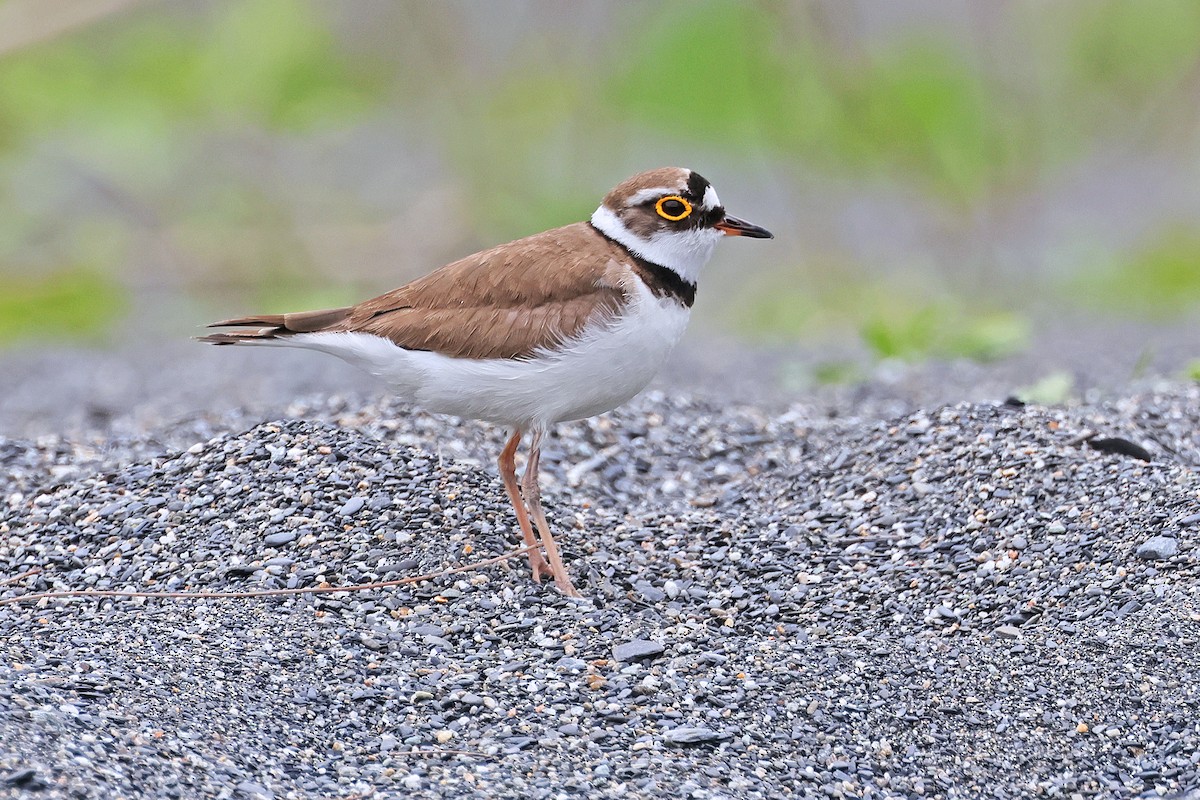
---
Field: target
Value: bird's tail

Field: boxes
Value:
[197,307,353,345]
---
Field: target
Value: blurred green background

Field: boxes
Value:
[2,0,1199,378]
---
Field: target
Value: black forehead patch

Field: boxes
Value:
[686,171,711,201]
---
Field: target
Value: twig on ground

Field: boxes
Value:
[0,568,42,587]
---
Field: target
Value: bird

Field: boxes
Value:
[200,167,772,597]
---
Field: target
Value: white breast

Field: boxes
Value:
[283,280,690,430]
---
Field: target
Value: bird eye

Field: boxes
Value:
[655,195,692,221]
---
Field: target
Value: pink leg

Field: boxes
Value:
[522,430,581,597]
[498,429,550,583]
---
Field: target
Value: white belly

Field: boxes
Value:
[285,283,690,429]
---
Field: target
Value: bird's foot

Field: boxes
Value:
[554,574,582,598]
[528,551,552,584]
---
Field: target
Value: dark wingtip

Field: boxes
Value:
[195,331,277,345]
[207,317,266,329]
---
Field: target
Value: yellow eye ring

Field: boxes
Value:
[655,195,692,221]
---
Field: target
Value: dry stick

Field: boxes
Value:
[0,546,539,607]
[0,568,42,587]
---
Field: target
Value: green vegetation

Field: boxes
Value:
[610,4,1031,202]
[860,305,1029,363]
[1073,227,1200,317]
[0,270,125,345]
[1066,0,1200,96]
[0,0,384,147]
[1015,372,1076,406]
[736,267,1030,364]
[608,0,1199,205]
[810,361,864,387]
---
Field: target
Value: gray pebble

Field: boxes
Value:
[663,727,729,745]
[613,639,665,663]
[4,370,1200,800]
[634,581,666,602]
[1136,536,1179,560]
[338,496,366,516]
[235,781,274,799]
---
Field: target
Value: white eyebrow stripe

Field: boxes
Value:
[702,185,721,209]
[625,187,685,206]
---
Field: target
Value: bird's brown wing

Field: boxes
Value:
[201,222,634,360]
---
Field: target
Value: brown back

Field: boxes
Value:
[203,222,637,360]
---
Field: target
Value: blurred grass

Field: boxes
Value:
[611,4,1024,202]
[1067,0,1200,97]
[0,0,1197,359]
[0,270,125,345]
[0,0,384,146]
[1015,371,1076,405]
[1072,226,1200,317]
[861,307,1030,363]
[736,267,1030,364]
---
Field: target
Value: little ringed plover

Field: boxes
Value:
[201,167,772,597]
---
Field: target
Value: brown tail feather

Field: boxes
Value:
[199,306,353,345]
[206,314,288,328]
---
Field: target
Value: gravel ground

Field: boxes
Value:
[2,339,1200,799]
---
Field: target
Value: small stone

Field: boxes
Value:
[613,639,665,663]
[434,730,454,744]
[556,657,587,671]
[235,781,274,799]
[996,625,1021,639]
[339,496,366,516]
[505,736,536,750]
[264,531,296,547]
[2,769,40,788]
[1136,536,1178,560]
[634,581,666,602]
[663,727,728,745]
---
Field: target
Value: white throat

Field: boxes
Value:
[590,205,721,286]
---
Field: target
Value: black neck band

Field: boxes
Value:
[587,222,696,308]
